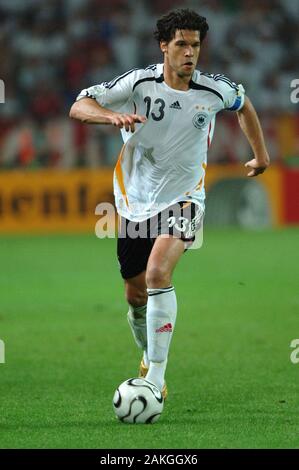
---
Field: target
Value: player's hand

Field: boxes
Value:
[109,113,147,132]
[245,155,270,177]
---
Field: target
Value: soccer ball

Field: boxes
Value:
[113,378,164,424]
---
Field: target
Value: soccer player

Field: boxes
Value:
[70,9,270,399]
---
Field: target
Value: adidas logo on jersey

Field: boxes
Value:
[169,101,182,110]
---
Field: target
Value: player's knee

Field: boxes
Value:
[146,265,170,288]
[125,285,147,307]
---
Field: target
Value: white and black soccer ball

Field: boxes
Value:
[113,378,164,424]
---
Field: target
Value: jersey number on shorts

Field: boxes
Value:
[144,97,165,121]
[167,216,188,232]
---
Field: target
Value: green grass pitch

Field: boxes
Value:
[0,228,298,449]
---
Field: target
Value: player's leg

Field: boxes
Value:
[124,272,150,368]
[144,201,204,392]
[117,215,152,369]
[145,235,185,391]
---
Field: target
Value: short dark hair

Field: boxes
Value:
[154,9,209,44]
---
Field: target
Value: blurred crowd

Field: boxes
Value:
[0,0,298,168]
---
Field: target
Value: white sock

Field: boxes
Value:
[145,286,177,391]
[146,359,168,391]
[127,304,148,361]
[143,350,149,368]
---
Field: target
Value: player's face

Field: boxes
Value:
[161,29,201,79]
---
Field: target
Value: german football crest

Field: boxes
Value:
[192,112,209,129]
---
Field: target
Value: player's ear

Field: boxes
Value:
[160,41,168,54]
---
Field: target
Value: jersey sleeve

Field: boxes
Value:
[76,69,140,110]
[215,76,245,111]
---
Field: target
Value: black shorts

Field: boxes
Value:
[117,201,203,279]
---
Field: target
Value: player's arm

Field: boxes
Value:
[237,96,270,177]
[69,98,146,133]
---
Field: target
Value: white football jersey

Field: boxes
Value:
[77,63,245,222]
